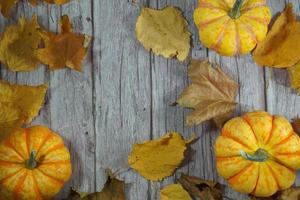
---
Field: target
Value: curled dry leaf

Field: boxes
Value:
[0,0,17,18]
[160,184,192,200]
[0,80,48,139]
[288,61,300,94]
[66,170,126,200]
[178,174,224,200]
[37,15,90,71]
[0,15,41,71]
[136,6,191,61]
[128,132,194,181]
[253,4,300,68]
[291,118,300,136]
[176,60,238,126]
[29,0,70,6]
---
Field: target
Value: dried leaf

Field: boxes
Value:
[292,118,300,136]
[288,61,300,94]
[0,15,41,71]
[29,0,70,6]
[128,132,194,181]
[136,6,191,61]
[176,60,238,126]
[37,15,90,71]
[65,171,126,200]
[253,4,300,68]
[160,184,192,200]
[0,0,17,18]
[0,80,48,139]
[178,174,224,200]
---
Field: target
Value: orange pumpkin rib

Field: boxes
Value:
[241,117,259,143]
[228,163,254,181]
[199,2,225,11]
[40,160,70,165]
[246,16,270,26]
[211,19,231,51]
[31,173,42,200]
[270,132,294,148]
[3,140,24,161]
[198,15,227,30]
[251,165,260,194]
[0,159,23,165]
[234,21,241,55]
[240,20,257,43]
[12,171,27,200]
[275,150,300,156]
[242,2,267,13]
[266,164,280,190]
[35,133,53,156]
[0,168,23,183]
[264,116,275,144]
[222,130,253,149]
[25,129,30,157]
[40,143,65,158]
[36,169,65,185]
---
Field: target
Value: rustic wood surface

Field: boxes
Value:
[0,0,299,199]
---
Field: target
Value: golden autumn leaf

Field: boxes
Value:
[176,60,238,126]
[178,174,224,200]
[288,61,300,94]
[253,4,300,68]
[0,15,41,71]
[29,0,70,6]
[37,15,90,71]
[160,184,192,200]
[0,80,48,139]
[0,0,17,18]
[65,170,126,200]
[128,132,194,181]
[136,6,191,61]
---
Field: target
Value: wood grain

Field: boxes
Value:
[0,0,299,199]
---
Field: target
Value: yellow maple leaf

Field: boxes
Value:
[136,6,191,61]
[176,60,238,126]
[253,4,300,68]
[128,132,194,181]
[29,0,70,6]
[288,61,300,94]
[0,15,41,71]
[0,80,48,139]
[0,0,17,18]
[37,15,90,71]
[160,184,192,200]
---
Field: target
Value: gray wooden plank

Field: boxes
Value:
[93,1,151,199]
[266,0,300,186]
[46,0,96,198]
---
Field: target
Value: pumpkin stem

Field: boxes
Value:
[228,0,244,19]
[25,150,38,169]
[240,148,269,162]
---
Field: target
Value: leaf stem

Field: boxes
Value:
[25,150,38,169]
[228,0,244,19]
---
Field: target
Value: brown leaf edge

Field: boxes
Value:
[64,169,126,200]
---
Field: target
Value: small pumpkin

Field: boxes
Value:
[215,111,300,197]
[194,0,271,56]
[0,126,72,200]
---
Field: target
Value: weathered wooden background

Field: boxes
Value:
[0,0,300,199]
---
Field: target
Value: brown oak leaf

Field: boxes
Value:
[176,60,238,126]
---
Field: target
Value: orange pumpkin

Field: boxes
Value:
[0,126,72,200]
[194,0,271,56]
[215,111,300,197]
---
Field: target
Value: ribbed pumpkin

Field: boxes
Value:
[0,126,72,200]
[194,0,271,56]
[215,111,300,197]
